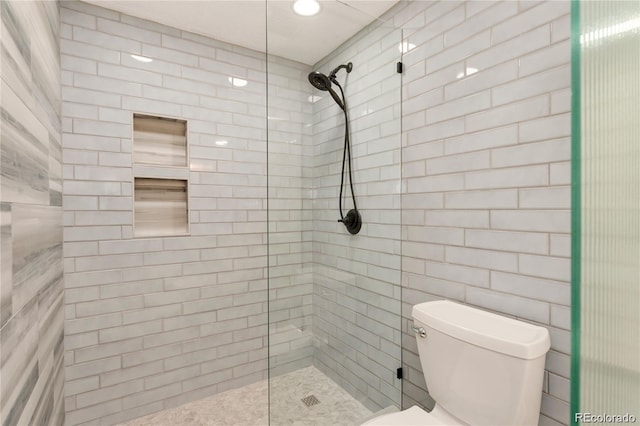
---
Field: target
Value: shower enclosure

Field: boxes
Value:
[266,2,403,423]
[47,0,405,423]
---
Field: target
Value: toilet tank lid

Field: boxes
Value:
[412,300,550,360]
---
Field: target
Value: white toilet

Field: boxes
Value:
[362,300,551,426]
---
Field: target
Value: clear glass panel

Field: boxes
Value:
[577,0,640,419]
[266,3,403,424]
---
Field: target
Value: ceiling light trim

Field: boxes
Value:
[293,0,321,17]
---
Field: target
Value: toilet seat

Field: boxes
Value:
[361,406,462,426]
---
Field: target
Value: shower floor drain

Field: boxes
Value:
[301,395,320,407]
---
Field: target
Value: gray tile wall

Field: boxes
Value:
[309,23,403,412]
[266,53,315,377]
[0,1,65,425]
[59,2,304,424]
[391,1,571,425]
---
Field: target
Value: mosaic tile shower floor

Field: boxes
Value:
[120,366,373,426]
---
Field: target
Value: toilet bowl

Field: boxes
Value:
[362,300,550,426]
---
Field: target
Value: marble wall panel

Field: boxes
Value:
[11,205,63,315]
[1,82,50,205]
[1,298,40,426]
[0,1,64,425]
[1,203,12,327]
[0,1,32,103]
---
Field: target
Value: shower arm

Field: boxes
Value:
[329,63,353,81]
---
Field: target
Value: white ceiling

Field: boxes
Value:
[84,1,398,65]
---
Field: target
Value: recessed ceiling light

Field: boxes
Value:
[215,140,229,146]
[130,54,152,63]
[293,0,320,16]
[228,76,248,87]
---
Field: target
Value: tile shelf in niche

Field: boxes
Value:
[132,165,189,180]
[133,113,187,167]
[134,177,189,238]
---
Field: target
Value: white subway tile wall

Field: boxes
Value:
[60,2,281,424]
[266,53,314,377]
[309,23,403,412]
[395,1,570,425]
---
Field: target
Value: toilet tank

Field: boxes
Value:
[412,300,550,426]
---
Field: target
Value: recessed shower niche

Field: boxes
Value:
[133,113,187,166]
[132,114,189,237]
[134,177,188,237]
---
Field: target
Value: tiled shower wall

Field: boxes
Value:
[0,1,65,425]
[393,1,571,425]
[266,54,315,377]
[60,2,309,424]
[310,24,403,411]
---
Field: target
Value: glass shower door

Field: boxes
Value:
[266,2,403,424]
